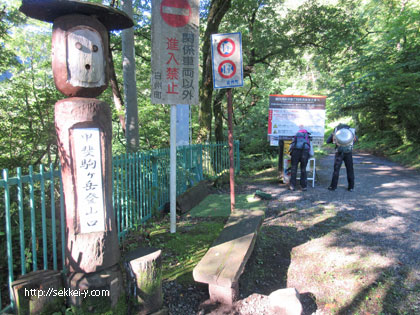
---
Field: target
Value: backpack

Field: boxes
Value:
[292,129,311,150]
[334,126,355,153]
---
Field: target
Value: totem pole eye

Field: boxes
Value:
[75,42,82,50]
[92,45,98,52]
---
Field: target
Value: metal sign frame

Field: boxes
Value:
[211,32,243,89]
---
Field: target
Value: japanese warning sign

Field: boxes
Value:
[268,95,326,146]
[211,32,243,89]
[151,0,199,105]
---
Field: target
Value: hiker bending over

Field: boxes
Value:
[289,129,312,191]
[326,123,357,191]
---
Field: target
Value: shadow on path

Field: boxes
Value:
[238,152,420,314]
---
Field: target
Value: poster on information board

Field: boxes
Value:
[268,95,326,146]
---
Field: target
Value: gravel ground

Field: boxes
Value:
[162,151,420,314]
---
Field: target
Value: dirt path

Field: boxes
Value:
[235,152,420,314]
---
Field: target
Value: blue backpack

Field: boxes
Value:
[292,130,311,150]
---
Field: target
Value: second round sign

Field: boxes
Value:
[218,60,236,79]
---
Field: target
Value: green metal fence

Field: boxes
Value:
[0,141,239,312]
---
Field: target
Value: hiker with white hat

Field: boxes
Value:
[326,123,357,191]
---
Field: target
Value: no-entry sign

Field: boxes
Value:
[160,0,191,28]
[211,32,243,89]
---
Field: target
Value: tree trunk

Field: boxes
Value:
[122,0,139,152]
[108,45,126,133]
[108,1,126,134]
[198,0,232,142]
[213,89,225,142]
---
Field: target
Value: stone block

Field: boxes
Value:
[268,288,302,315]
[12,270,64,315]
[193,209,265,305]
[176,180,211,213]
[66,264,123,313]
[208,282,239,305]
[124,247,163,315]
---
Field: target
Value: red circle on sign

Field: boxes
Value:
[217,38,235,57]
[160,0,191,28]
[218,60,236,79]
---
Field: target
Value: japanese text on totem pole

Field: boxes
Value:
[74,128,105,233]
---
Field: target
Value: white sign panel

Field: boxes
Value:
[151,0,199,105]
[176,104,190,146]
[74,128,105,234]
[268,95,326,146]
[211,32,244,89]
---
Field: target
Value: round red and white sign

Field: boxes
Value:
[160,0,191,28]
[218,60,236,79]
[217,38,235,57]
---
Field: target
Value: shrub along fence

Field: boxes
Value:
[0,141,239,312]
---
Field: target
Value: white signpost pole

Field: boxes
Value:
[151,0,199,233]
[170,104,177,233]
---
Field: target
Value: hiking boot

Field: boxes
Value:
[328,186,336,191]
[302,187,307,191]
[348,188,354,192]
[289,185,295,191]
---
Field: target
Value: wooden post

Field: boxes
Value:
[124,247,163,314]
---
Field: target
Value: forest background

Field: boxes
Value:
[1,0,419,173]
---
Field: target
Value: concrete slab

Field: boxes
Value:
[193,208,264,304]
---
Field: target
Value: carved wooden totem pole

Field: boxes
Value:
[20,0,133,309]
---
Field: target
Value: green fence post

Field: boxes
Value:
[59,165,66,271]
[17,167,26,275]
[235,140,240,173]
[50,164,58,270]
[152,153,158,217]
[136,152,141,224]
[29,165,37,271]
[39,165,48,270]
[3,169,15,307]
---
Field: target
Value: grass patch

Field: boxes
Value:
[151,219,225,284]
[121,217,226,286]
[121,192,265,287]
[188,194,264,217]
[240,153,277,175]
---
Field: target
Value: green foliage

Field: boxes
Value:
[0,8,58,169]
[240,153,277,176]
[1,0,419,169]
[328,0,420,166]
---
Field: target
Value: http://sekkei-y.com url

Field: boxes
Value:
[24,288,110,299]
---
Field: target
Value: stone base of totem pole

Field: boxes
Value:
[65,264,124,313]
[124,247,163,315]
[11,270,64,315]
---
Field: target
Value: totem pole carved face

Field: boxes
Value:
[52,14,109,98]
[66,26,105,88]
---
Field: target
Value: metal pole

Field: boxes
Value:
[278,139,284,183]
[170,104,177,233]
[227,89,235,212]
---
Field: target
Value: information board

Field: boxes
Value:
[268,95,326,146]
